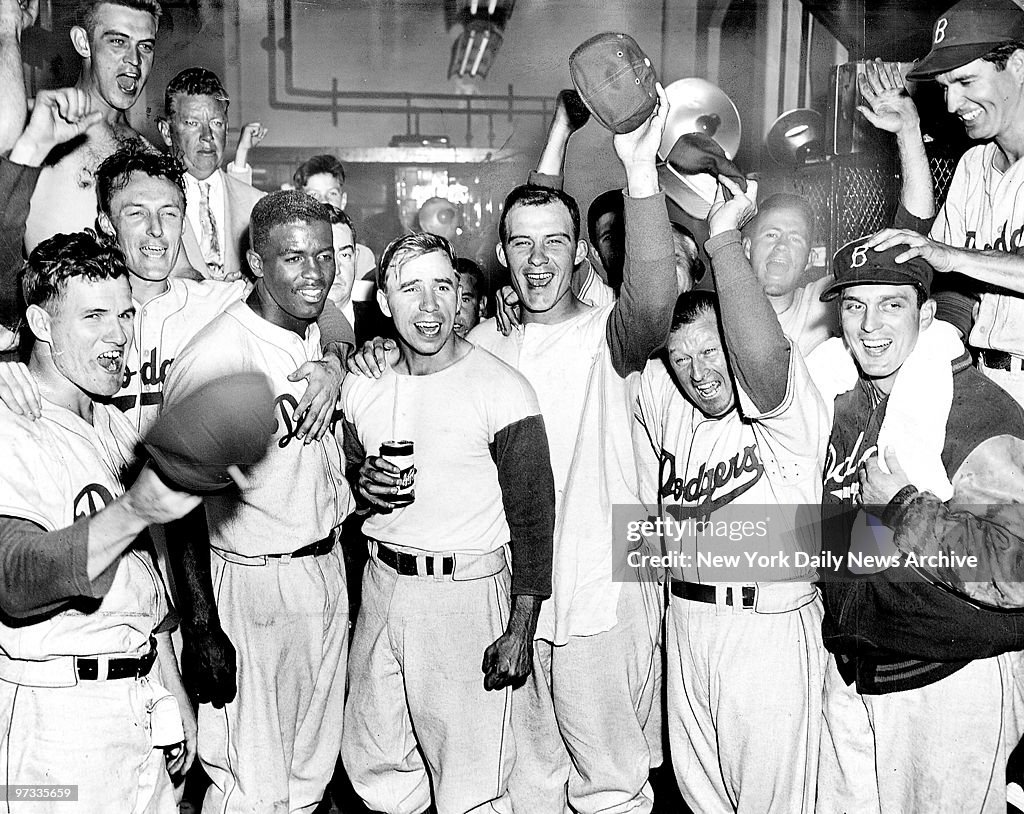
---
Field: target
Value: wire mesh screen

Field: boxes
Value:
[791,151,963,258]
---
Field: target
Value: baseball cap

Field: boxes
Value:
[569,33,657,134]
[821,237,934,301]
[906,0,1024,81]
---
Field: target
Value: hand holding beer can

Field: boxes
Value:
[380,440,415,505]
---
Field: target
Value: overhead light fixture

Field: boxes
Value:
[766,108,825,166]
[449,19,503,79]
[448,0,514,81]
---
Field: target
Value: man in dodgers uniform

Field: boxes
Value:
[0,231,202,812]
[634,177,828,814]
[162,191,352,813]
[858,0,1024,404]
[0,144,352,441]
[340,231,555,814]
[815,236,1024,812]
[469,87,675,812]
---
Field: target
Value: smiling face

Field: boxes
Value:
[99,171,184,284]
[938,54,1024,142]
[743,204,812,305]
[39,276,135,397]
[303,172,346,209]
[498,201,587,324]
[378,250,460,363]
[247,220,335,334]
[840,284,934,395]
[76,3,157,112]
[666,310,736,418]
[160,94,227,181]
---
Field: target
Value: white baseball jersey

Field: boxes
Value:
[931,143,1024,353]
[0,400,167,663]
[634,342,827,588]
[114,277,244,434]
[162,300,352,557]
[471,304,643,645]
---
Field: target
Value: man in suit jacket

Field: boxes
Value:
[160,67,264,283]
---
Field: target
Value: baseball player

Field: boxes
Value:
[857,0,1024,404]
[340,231,555,814]
[161,191,352,813]
[468,87,675,812]
[0,231,201,813]
[742,193,835,355]
[634,177,828,814]
[817,237,1024,813]
[0,144,353,440]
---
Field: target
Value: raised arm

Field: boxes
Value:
[707,177,791,414]
[0,0,36,154]
[858,58,935,220]
[606,83,676,376]
[0,465,200,619]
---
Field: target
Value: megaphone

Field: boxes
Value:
[658,78,742,219]
[766,108,825,166]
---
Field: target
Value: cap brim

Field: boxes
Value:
[820,270,929,301]
[906,43,999,80]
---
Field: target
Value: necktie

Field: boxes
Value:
[199,181,223,277]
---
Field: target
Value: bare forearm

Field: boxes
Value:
[947,247,1024,292]
[505,593,542,640]
[896,125,935,220]
[0,30,27,154]
[536,120,572,177]
[165,507,222,630]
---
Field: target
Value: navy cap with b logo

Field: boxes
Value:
[821,237,934,302]
[906,0,1024,80]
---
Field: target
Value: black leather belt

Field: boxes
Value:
[76,638,157,681]
[980,349,1024,371]
[671,580,756,609]
[375,541,453,577]
[266,534,335,559]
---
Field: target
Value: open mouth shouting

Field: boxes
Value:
[414,320,443,339]
[116,70,141,96]
[97,348,125,375]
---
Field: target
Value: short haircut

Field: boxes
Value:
[671,221,706,283]
[669,289,719,333]
[499,184,581,246]
[587,189,624,246]
[378,232,458,292]
[95,143,186,217]
[164,67,229,118]
[76,0,161,34]
[455,257,485,295]
[983,41,1024,70]
[324,204,357,245]
[249,191,332,258]
[293,154,346,190]
[744,193,815,240]
[22,230,130,310]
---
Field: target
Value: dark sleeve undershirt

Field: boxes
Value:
[316,297,356,356]
[489,414,555,597]
[606,192,677,377]
[0,515,116,619]
[893,201,935,235]
[0,157,40,332]
[705,230,791,414]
